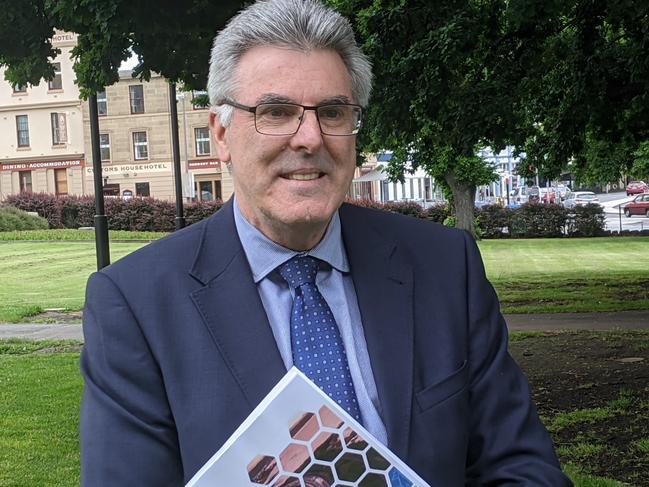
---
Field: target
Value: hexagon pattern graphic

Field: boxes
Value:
[245,405,417,486]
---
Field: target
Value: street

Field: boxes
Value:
[598,191,649,233]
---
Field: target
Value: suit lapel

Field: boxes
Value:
[189,200,286,409]
[340,204,414,459]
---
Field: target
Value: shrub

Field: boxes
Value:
[566,204,606,237]
[346,198,427,218]
[59,196,95,228]
[0,206,49,231]
[185,200,224,225]
[425,204,450,223]
[510,203,567,238]
[4,192,223,232]
[4,192,62,228]
[476,205,511,238]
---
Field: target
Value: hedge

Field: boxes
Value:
[0,206,49,231]
[2,193,608,238]
[3,193,224,232]
[476,203,606,238]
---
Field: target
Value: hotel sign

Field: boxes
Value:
[52,32,78,45]
[85,162,171,175]
[1,159,84,172]
[188,159,222,170]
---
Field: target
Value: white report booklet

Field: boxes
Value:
[186,367,430,487]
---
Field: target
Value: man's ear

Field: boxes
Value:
[210,110,232,162]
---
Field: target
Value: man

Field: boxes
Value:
[80,0,571,485]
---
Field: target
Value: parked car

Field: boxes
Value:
[623,193,649,217]
[563,191,600,209]
[626,181,648,196]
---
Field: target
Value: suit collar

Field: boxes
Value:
[340,203,415,458]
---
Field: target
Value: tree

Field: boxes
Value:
[1,1,244,95]
[335,0,649,234]
[333,0,536,236]
[515,1,649,187]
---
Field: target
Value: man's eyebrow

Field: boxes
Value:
[255,93,293,105]
[319,95,351,105]
[254,94,353,105]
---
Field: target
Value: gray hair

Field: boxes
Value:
[208,0,373,126]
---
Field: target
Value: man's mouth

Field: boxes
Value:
[282,172,324,181]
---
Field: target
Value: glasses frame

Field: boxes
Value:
[218,99,363,136]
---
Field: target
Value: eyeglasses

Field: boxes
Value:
[218,100,363,136]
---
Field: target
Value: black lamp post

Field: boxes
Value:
[89,92,110,270]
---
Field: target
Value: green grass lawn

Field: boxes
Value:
[0,340,82,487]
[0,241,145,322]
[0,235,647,322]
[480,237,649,313]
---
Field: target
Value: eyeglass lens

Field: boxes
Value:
[254,103,361,135]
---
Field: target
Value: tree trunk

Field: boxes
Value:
[445,171,477,238]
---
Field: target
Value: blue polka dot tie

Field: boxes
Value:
[278,255,362,422]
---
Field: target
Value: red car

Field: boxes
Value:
[626,181,648,196]
[623,193,649,217]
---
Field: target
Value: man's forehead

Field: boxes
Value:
[233,45,353,102]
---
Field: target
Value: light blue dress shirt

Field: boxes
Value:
[233,200,388,445]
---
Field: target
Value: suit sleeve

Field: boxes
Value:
[80,271,183,486]
[462,232,572,486]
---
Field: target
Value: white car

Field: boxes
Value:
[563,191,599,209]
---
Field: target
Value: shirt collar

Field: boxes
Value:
[233,196,349,283]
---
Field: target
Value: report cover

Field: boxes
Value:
[186,367,430,487]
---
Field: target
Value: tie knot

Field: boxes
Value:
[278,255,319,288]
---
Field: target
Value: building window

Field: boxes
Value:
[51,112,68,145]
[129,85,145,114]
[194,127,211,156]
[19,171,32,193]
[136,182,150,197]
[97,90,107,116]
[100,134,111,162]
[48,62,63,90]
[195,179,222,201]
[12,83,26,93]
[16,115,30,148]
[132,131,148,160]
[55,169,68,195]
[103,184,120,197]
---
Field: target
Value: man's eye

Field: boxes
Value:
[259,105,297,118]
[320,107,344,120]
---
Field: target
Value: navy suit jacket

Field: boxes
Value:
[80,199,571,486]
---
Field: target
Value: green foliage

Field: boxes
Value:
[0,206,49,232]
[631,141,649,180]
[0,2,58,86]
[566,204,606,237]
[1,1,245,94]
[5,192,224,231]
[443,216,456,228]
[333,0,522,234]
[516,1,649,185]
[509,203,567,238]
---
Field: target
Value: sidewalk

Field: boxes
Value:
[1,310,648,341]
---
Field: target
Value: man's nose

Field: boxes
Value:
[290,109,323,149]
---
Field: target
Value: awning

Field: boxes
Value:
[353,168,387,182]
